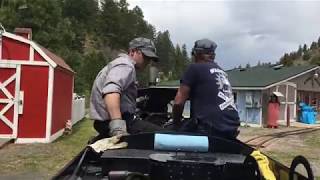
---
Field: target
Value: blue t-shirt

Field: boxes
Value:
[181,61,240,135]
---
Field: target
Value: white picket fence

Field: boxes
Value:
[71,95,86,125]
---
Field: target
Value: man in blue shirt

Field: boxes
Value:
[172,38,240,139]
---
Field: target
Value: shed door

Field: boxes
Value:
[276,82,297,121]
[0,64,21,138]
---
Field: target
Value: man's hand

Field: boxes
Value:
[109,119,128,136]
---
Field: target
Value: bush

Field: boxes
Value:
[310,56,320,65]
[302,52,311,61]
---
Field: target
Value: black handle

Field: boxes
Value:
[289,155,314,180]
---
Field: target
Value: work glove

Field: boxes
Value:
[89,135,128,153]
[109,119,128,136]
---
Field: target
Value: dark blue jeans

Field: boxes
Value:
[93,112,163,138]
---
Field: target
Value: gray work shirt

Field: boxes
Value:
[90,53,137,121]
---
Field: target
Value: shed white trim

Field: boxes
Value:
[13,65,21,138]
[30,41,57,68]
[0,134,15,138]
[0,64,19,138]
[49,128,64,142]
[1,73,16,89]
[1,32,57,68]
[0,33,2,59]
[0,74,15,99]
[0,99,10,103]
[15,138,48,143]
[15,129,64,144]
[0,102,14,129]
[45,66,54,141]
[2,32,29,44]
[0,60,49,66]
[29,46,34,61]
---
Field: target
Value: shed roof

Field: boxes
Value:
[40,46,73,72]
[226,65,318,88]
[1,31,74,73]
[157,64,319,89]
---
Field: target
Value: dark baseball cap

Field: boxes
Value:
[192,38,217,55]
[129,37,159,61]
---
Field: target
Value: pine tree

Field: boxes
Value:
[310,42,317,50]
[303,52,311,61]
[174,44,182,79]
[118,0,129,13]
[297,45,303,56]
[63,0,98,30]
[181,44,190,66]
[155,31,175,77]
[303,44,308,53]
[280,53,293,66]
[257,61,261,66]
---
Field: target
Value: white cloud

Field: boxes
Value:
[128,0,320,69]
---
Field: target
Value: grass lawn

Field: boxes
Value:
[266,131,320,180]
[0,118,96,179]
[239,127,320,179]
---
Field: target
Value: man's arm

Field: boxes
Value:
[102,64,134,136]
[104,93,128,136]
[104,93,121,120]
[102,64,134,119]
[172,84,190,125]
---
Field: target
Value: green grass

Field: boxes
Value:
[0,118,96,178]
[263,130,320,180]
[304,131,320,148]
[264,151,296,166]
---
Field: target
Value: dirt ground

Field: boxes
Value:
[238,126,320,178]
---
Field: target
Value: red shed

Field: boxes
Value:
[0,28,74,143]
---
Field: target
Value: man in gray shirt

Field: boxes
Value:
[90,37,160,137]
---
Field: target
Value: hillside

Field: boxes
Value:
[280,38,320,66]
[292,48,320,66]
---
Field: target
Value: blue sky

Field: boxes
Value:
[127,0,320,69]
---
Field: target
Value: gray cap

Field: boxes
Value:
[129,37,158,61]
[192,38,217,55]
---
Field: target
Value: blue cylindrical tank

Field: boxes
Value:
[299,103,317,124]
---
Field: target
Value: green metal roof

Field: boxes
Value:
[227,65,318,88]
[157,65,319,88]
